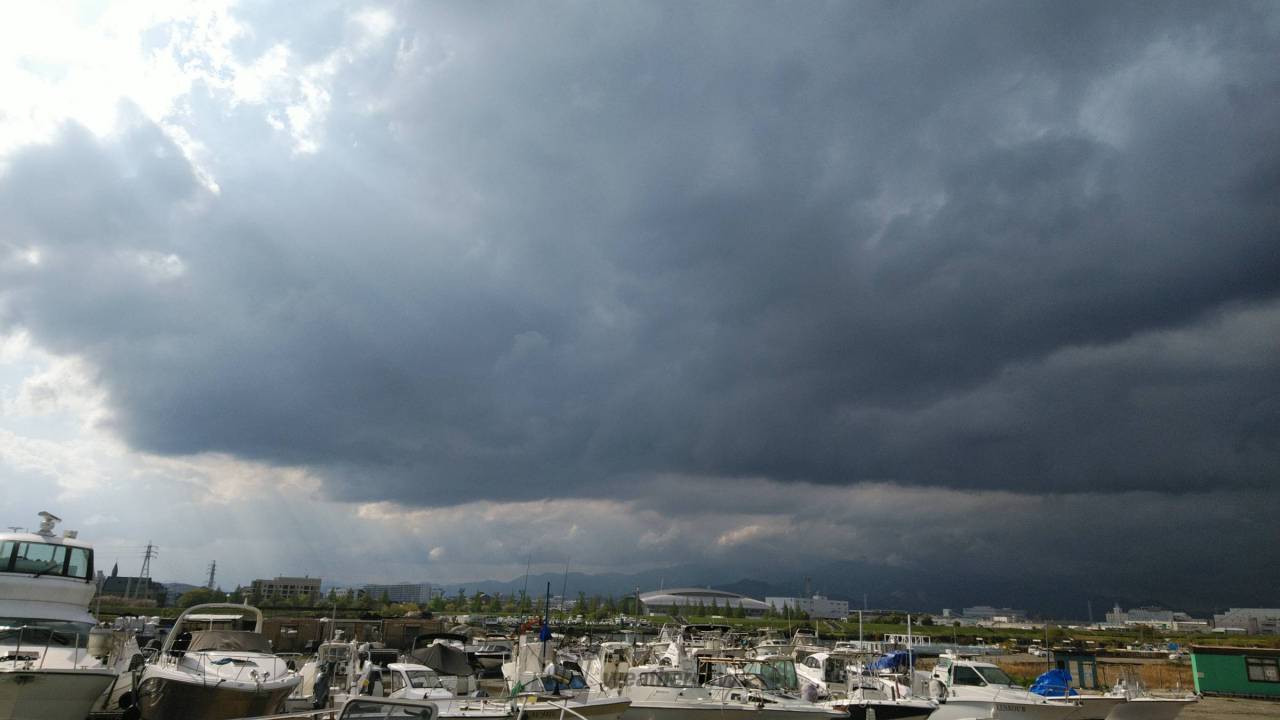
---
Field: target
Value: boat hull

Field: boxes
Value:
[1104,698,1197,720]
[838,703,934,720]
[517,696,631,720]
[136,675,296,720]
[624,703,844,720]
[929,698,1080,720]
[0,668,117,720]
[1060,696,1126,720]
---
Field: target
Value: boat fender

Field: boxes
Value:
[928,678,948,704]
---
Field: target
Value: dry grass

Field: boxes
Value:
[995,659,1194,690]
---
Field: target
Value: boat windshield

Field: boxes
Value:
[404,670,446,689]
[975,666,1017,686]
[0,540,92,580]
[0,618,95,646]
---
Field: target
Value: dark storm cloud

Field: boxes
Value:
[2,1,1279,504]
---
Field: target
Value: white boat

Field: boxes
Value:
[926,653,1081,720]
[134,602,300,719]
[385,662,513,718]
[501,633,631,720]
[797,652,934,720]
[1103,677,1197,720]
[752,630,796,660]
[702,670,849,720]
[610,664,840,720]
[0,512,121,720]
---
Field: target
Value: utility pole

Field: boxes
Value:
[206,561,217,590]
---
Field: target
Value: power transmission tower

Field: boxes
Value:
[133,542,157,600]
[206,561,217,590]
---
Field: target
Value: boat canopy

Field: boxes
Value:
[185,630,273,653]
[409,642,477,676]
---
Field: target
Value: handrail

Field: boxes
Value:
[526,697,593,720]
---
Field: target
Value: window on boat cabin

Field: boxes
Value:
[936,657,951,671]
[951,665,986,686]
[1246,657,1280,683]
[0,542,91,580]
[391,670,407,694]
[11,542,66,575]
[974,666,1015,686]
[803,656,821,669]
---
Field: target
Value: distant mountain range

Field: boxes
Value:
[428,559,1275,620]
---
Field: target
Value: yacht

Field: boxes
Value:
[926,653,1080,720]
[0,512,123,720]
[133,602,300,719]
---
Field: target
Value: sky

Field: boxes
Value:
[0,1,1277,610]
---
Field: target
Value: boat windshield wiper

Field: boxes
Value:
[32,564,61,578]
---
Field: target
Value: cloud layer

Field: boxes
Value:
[0,2,1277,600]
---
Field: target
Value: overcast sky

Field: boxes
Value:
[0,1,1277,606]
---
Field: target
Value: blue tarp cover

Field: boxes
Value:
[869,650,912,672]
[1030,669,1078,697]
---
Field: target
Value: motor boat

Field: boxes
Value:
[797,652,934,720]
[752,630,795,660]
[926,653,1080,720]
[608,664,840,720]
[1103,676,1197,720]
[133,602,300,719]
[501,633,631,720]
[790,630,824,663]
[0,512,125,720]
[1028,668,1125,720]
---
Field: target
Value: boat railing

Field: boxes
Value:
[512,695,592,720]
[6,624,87,671]
[228,711,341,720]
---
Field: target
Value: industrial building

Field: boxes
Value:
[1212,608,1280,635]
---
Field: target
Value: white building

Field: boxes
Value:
[1213,608,1280,635]
[639,587,771,616]
[251,575,321,600]
[362,582,434,604]
[765,595,849,620]
[962,605,1027,623]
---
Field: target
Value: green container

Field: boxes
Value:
[1191,645,1280,699]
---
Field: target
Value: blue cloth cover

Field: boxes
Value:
[1030,669,1078,697]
